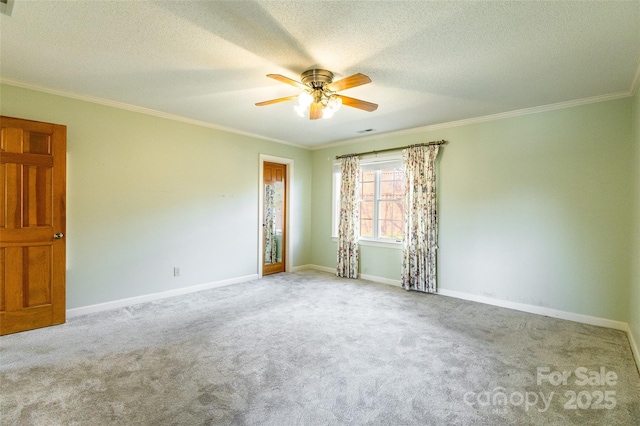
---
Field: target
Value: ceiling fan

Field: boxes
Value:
[255,69,378,120]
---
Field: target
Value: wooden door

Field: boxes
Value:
[0,116,66,335]
[263,162,286,275]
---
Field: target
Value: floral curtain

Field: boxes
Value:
[401,145,440,293]
[264,184,278,264]
[336,156,360,278]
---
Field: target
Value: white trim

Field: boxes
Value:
[290,264,315,272]
[437,288,629,332]
[329,236,402,250]
[0,77,305,149]
[64,263,640,373]
[306,265,639,370]
[360,239,403,250]
[304,264,335,274]
[304,265,631,331]
[3,77,635,152]
[360,273,402,287]
[302,264,403,285]
[66,274,259,318]
[371,272,638,371]
[258,155,293,277]
[628,325,640,375]
[312,91,632,151]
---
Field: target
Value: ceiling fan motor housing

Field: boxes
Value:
[301,69,334,89]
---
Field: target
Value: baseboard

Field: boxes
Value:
[299,265,404,288]
[359,273,402,287]
[351,266,639,370]
[437,288,629,332]
[67,274,259,318]
[295,264,335,274]
[628,325,640,375]
[290,264,320,272]
[305,264,632,331]
[66,265,640,373]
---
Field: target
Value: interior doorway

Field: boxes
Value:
[262,162,286,275]
[259,155,292,277]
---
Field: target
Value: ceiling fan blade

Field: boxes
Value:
[267,74,307,90]
[309,102,323,120]
[327,73,371,92]
[338,95,378,112]
[255,95,298,106]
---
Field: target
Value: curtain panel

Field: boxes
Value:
[401,145,440,293]
[336,156,360,278]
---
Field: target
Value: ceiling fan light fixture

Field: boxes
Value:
[327,95,342,112]
[298,91,313,107]
[257,69,377,120]
[294,104,306,117]
[322,108,334,119]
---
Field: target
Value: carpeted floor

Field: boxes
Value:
[1,270,639,425]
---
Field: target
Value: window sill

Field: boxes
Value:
[331,236,402,250]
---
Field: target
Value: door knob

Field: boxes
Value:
[53,233,64,239]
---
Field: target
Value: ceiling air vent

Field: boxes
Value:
[1,0,14,16]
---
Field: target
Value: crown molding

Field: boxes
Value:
[0,77,307,150]
[313,90,633,151]
[2,76,635,153]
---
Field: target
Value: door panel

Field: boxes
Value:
[0,116,66,335]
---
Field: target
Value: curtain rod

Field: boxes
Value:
[335,140,447,160]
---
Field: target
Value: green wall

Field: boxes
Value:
[0,84,312,309]
[311,99,635,321]
[631,87,640,350]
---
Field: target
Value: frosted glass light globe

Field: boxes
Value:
[298,91,313,107]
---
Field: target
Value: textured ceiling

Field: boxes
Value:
[1,1,639,148]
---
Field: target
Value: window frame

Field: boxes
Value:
[332,155,404,249]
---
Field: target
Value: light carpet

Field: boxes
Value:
[1,270,639,425]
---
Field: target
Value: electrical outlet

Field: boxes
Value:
[173,267,180,277]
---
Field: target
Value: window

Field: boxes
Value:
[333,156,405,245]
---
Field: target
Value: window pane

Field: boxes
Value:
[360,201,373,220]
[393,200,404,221]
[334,159,406,243]
[361,182,375,200]
[360,219,373,237]
[394,179,405,198]
[380,181,394,199]
[378,219,390,239]
[378,201,392,238]
[379,167,404,200]
[379,219,404,240]
[380,169,395,181]
[361,170,375,182]
[378,201,404,240]
[391,220,404,239]
[378,201,393,221]
[379,201,403,221]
